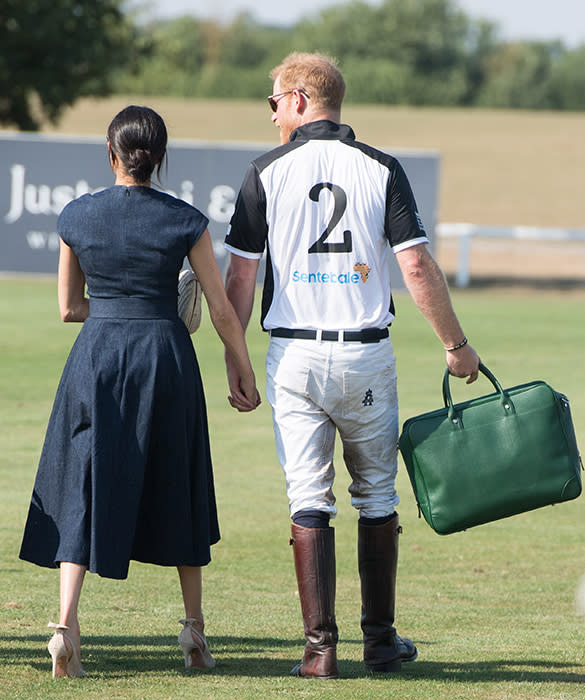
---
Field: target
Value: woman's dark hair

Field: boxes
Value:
[107,105,168,183]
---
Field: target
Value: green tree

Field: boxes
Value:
[114,16,210,95]
[549,45,585,110]
[459,19,502,105]
[205,14,293,98]
[291,0,498,106]
[118,12,292,99]
[220,13,282,69]
[105,0,585,111]
[476,41,560,109]
[0,0,134,130]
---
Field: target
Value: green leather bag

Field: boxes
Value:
[399,364,582,535]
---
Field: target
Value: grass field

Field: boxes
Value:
[1,278,584,699]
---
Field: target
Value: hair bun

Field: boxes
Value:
[107,106,168,184]
[127,148,154,182]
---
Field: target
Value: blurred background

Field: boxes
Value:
[3,0,585,131]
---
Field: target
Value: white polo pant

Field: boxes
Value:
[266,335,399,520]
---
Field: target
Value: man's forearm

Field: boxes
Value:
[396,244,465,348]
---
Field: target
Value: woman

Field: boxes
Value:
[19,105,260,678]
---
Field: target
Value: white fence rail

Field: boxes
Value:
[436,223,585,287]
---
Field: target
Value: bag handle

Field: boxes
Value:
[442,363,516,426]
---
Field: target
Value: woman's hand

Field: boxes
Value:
[226,355,261,412]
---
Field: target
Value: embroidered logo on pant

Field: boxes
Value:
[362,389,374,406]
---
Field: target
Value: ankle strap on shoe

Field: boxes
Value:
[48,622,69,631]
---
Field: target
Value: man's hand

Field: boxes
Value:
[226,352,261,412]
[446,343,480,384]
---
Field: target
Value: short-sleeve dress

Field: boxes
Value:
[19,185,220,580]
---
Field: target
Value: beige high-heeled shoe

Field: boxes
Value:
[47,622,86,678]
[178,618,216,669]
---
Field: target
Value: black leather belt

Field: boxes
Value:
[269,327,389,343]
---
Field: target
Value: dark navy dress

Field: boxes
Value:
[19,186,220,580]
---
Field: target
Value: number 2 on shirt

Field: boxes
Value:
[308,182,353,254]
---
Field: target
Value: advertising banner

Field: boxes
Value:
[0,132,439,285]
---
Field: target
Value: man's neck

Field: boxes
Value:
[303,109,341,125]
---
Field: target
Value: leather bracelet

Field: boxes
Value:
[444,337,468,351]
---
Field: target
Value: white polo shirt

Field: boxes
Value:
[225,120,428,331]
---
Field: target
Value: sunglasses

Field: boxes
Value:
[267,88,310,112]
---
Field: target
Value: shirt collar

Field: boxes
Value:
[289,120,356,143]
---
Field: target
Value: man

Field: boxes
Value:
[224,52,480,679]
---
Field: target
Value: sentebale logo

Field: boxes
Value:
[292,261,371,285]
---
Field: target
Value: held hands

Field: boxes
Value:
[228,376,262,412]
[226,355,261,412]
[446,342,480,384]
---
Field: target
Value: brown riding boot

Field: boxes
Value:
[358,513,418,672]
[289,523,339,679]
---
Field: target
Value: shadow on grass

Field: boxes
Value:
[3,634,585,683]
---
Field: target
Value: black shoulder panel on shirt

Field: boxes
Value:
[252,139,307,174]
[347,140,400,173]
